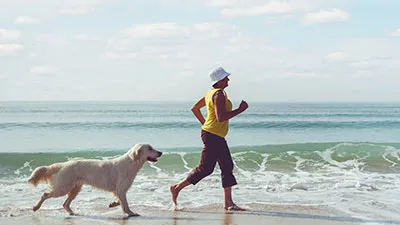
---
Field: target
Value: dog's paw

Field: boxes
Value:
[109,201,120,208]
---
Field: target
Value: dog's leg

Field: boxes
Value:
[116,180,139,216]
[116,192,139,216]
[109,192,121,208]
[33,192,51,211]
[33,184,73,213]
[63,185,82,216]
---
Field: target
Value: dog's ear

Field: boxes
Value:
[129,144,143,161]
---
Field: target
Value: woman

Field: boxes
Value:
[170,67,248,210]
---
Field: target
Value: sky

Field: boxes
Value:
[0,0,399,102]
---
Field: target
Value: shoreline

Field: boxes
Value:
[2,203,398,225]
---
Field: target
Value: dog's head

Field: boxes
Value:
[129,143,162,163]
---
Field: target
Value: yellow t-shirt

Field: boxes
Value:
[201,88,233,138]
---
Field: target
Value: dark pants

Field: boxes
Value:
[186,130,237,188]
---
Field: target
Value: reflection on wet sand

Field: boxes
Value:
[223,212,233,225]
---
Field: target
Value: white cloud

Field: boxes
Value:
[0,29,21,42]
[30,66,56,75]
[120,22,236,41]
[0,74,8,79]
[0,44,24,56]
[325,52,346,61]
[332,38,400,81]
[392,29,400,37]
[108,22,241,58]
[302,9,349,24]
[14,16,40,25]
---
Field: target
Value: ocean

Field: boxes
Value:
[0,101,399,220]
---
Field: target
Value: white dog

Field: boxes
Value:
[28,143,162,216]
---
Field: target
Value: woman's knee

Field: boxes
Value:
[191,165,215,178]
[201,165,215,176]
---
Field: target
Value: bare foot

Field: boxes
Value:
[68,211,78,216]
[224,204,246,211]
[127,212,140,217]
[170,185,179,208]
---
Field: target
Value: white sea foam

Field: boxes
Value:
[1,167,399,220]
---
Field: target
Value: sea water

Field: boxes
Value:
[0,101,399,220]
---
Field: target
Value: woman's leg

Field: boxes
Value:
[223,187,244,210]
[217,139,237,189]
[217,139,244,210]
[223,186,234,208]
[170,179,191,208]
[170,130,218,207]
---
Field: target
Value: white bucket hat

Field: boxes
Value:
[209,67,230,86]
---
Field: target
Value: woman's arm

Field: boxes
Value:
[191,97,206,125]
[214,90,248,122]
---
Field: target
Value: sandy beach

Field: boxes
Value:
[2,203,398,225]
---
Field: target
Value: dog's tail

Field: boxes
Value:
[28,163,63,187]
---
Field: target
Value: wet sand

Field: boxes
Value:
[2,203,397,225]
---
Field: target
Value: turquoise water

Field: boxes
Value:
[2,101,400,152]
[0,101,399,219]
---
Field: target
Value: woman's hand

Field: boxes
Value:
[239,100,248,112]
